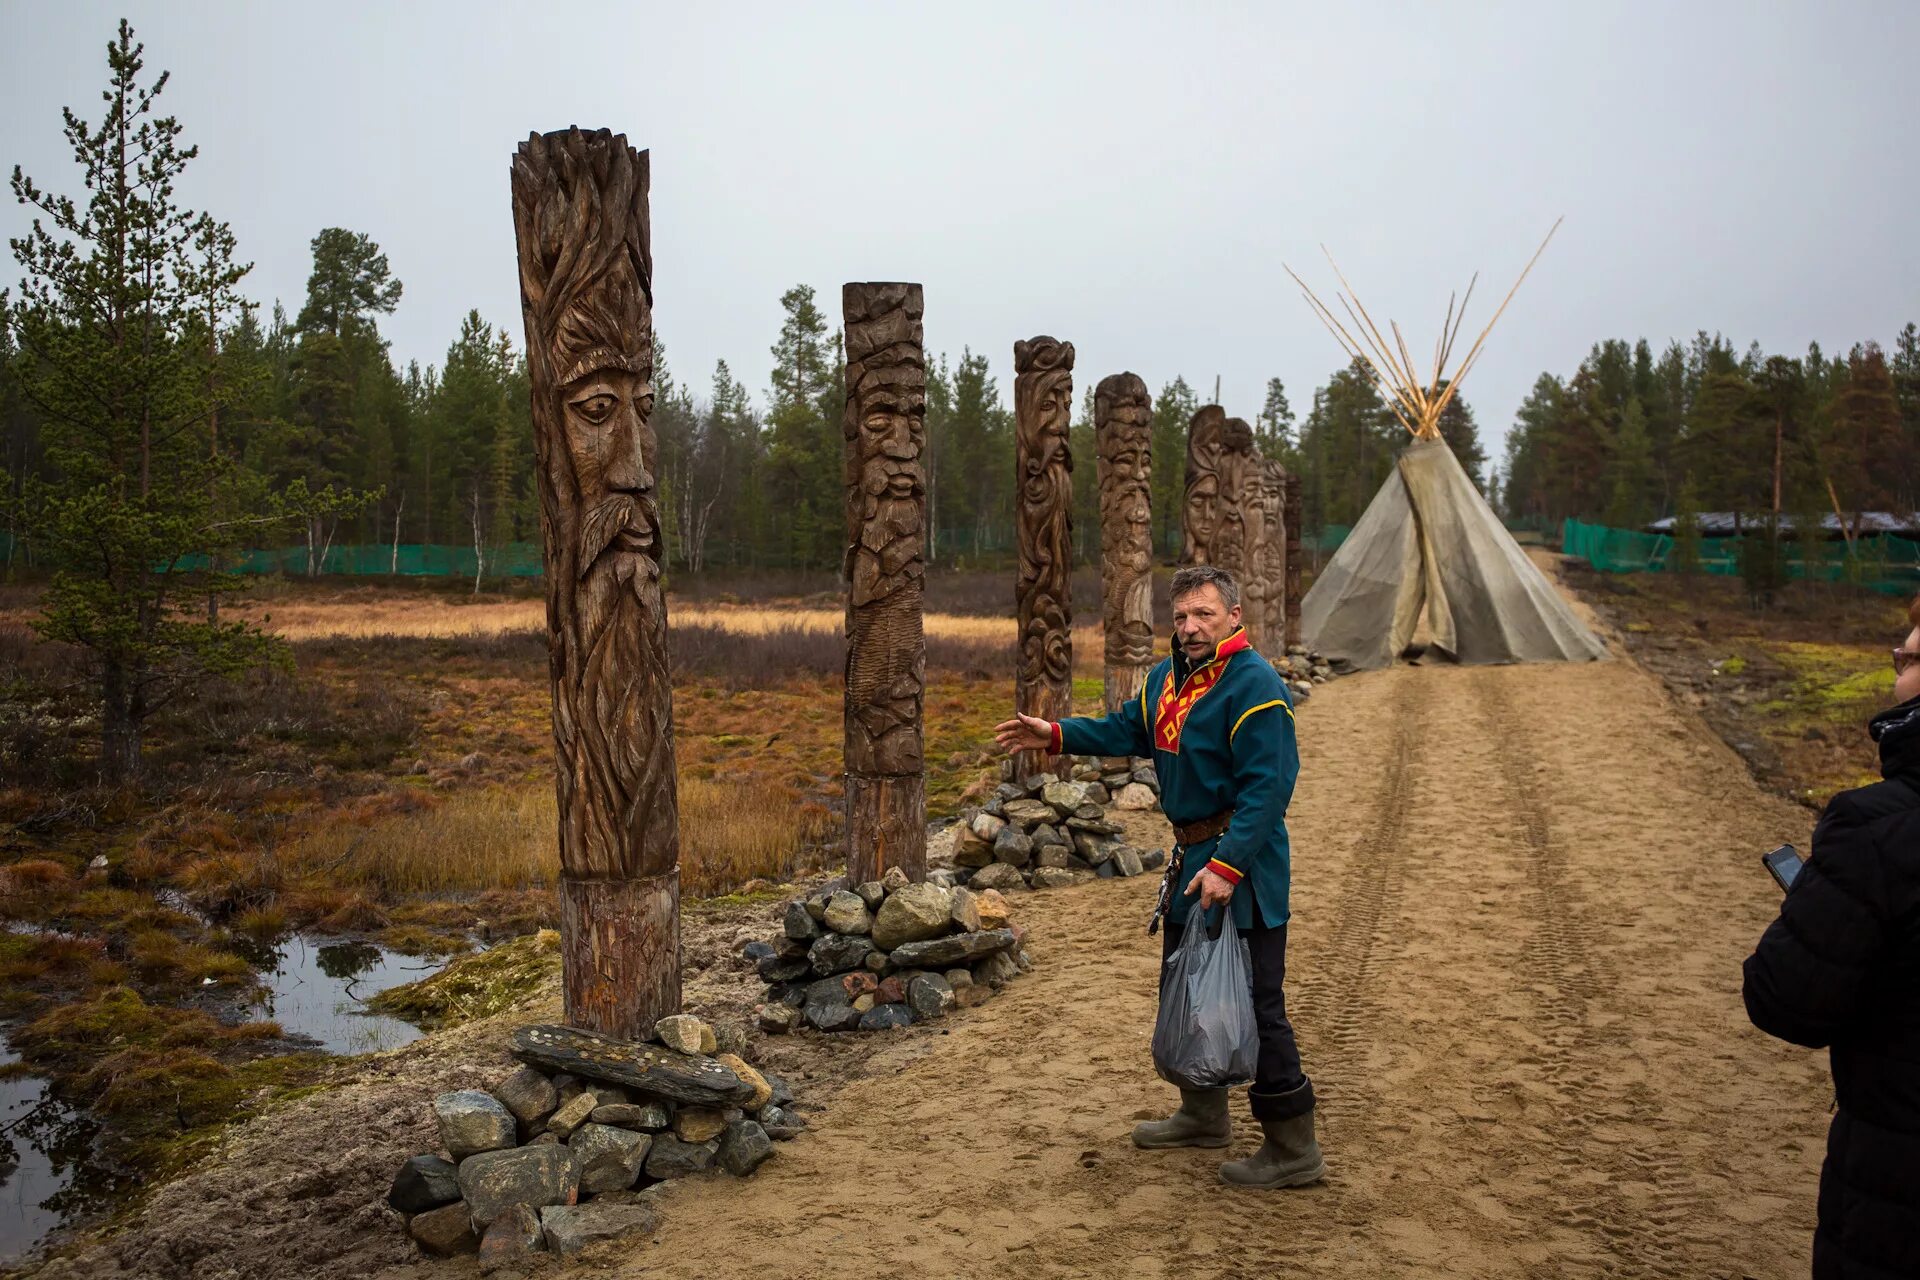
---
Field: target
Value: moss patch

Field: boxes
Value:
[368,928,560,1027]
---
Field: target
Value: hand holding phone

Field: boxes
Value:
[1761,844,1803,892]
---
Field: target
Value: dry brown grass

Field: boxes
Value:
[279,775,835,902]
[219,593,1024,644]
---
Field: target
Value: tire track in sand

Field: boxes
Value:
[1469,668,1704,1280]
[1286,672,1430,1107]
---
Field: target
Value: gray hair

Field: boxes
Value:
[1169,564,1240,610]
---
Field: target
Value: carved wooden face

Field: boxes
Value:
[1186,471,1219,539]
[1034,373,1072,440]
[560,363,659,575]
[855,385,925,503]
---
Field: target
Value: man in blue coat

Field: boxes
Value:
[995,565,1324,1189]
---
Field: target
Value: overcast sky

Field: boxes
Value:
[4,1,1917,461]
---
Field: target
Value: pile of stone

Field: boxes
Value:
[388,1015,802,1267]
[949,762,1168,891]
[1277,644,1334,700]
[747,865,1031,1034]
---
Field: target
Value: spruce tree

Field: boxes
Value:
[5,21,357,779]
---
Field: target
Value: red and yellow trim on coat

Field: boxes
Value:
[1204,858,1243,885]
[1152,628,1251,754]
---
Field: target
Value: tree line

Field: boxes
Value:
[1496,331,1920,536]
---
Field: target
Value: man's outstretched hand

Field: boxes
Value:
[993,712,1054,754]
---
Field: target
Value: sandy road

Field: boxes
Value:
[613,650,1831,1279]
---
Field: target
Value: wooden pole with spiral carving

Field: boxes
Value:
[1095,372,1153,711]
[1013,335,1075,779]
[511,128,680,1039]
[841,283,928,884]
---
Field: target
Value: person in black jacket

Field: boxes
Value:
[1743,593,1920,1279]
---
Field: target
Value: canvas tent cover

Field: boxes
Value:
[1302,438,1608,672]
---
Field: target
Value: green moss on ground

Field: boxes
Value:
[368,928,559,1027]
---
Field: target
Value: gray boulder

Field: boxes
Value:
[858,1003,915,1031]
[1113,846,1145,877]
[967,862,1027,892]
[569,1123,651,1193]
[1041,780,1091,812]
[494,1066,559,1130]
[434,1090,517,1161]
[906,972,955,1019]
[783,900,821,941]
[1031,866,1094,889]
[717,1119,775,1175]
[991,826,1034,866]
[387,1153,461,1214]
[974,949,1021,988]
[1000,798,1054,827]
[869,882,953,950]
[1142,847,1168,870]
[1113,782,1158,810]
[756,1105,807,1140]
[407,1201,478,1257]
[822,890,873,936]
[1073,831,1115,864]
[457,1143,578,1226]
[854,880,886,910]
[644,1135,718,1179]
[809,932,876,975]
[477,1203,544,1273]
[540,1202,660,1257]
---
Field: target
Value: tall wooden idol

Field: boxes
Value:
[1245,456,1289,650]
[511,129,680,1039]
[1211,416,1258,590]
[1284,471,1304,648]
[1095,373,1154,711]
[1182,404,1226,565]
[841,283,928,884]
[1013,336,1075,779]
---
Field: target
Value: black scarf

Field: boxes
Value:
[1869,693,1920,785]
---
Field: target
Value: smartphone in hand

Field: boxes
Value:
[1762,844,1803,892]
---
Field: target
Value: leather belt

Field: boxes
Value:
[1171,809,1233,847]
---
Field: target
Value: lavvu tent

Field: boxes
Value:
[1288,224,1608,672]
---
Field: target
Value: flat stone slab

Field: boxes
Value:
[885,928,1018,970]
[510,1025,754,1108]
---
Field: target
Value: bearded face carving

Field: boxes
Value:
[512,128,679,1037]
[565,364,660,581]
[843,283,927,779]
[842,283,927,882]
[1013,336,1075,777]
[1095,372,1153,709]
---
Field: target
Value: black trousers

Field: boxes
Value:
[1161,915,1315,1122]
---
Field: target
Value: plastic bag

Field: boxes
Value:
[1150,907,1259,1090]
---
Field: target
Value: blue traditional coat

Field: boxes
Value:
[1049,627,1298,930]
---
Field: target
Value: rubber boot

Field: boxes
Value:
[1219,1105,1326,1188]
[1131,1088,1231,1150]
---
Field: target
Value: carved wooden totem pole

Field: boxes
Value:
[1013,336,1075,779]
[842,283,927,884]
[1095,372,1153,712]
[1181,404,1226,565]
[512,129,680,1039]
[1284,471,1303,648]
[1210,416,1257,591]
[1244,457,1288,650]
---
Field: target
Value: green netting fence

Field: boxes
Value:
[1562,519,1920,596]
[178,543,548,577]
